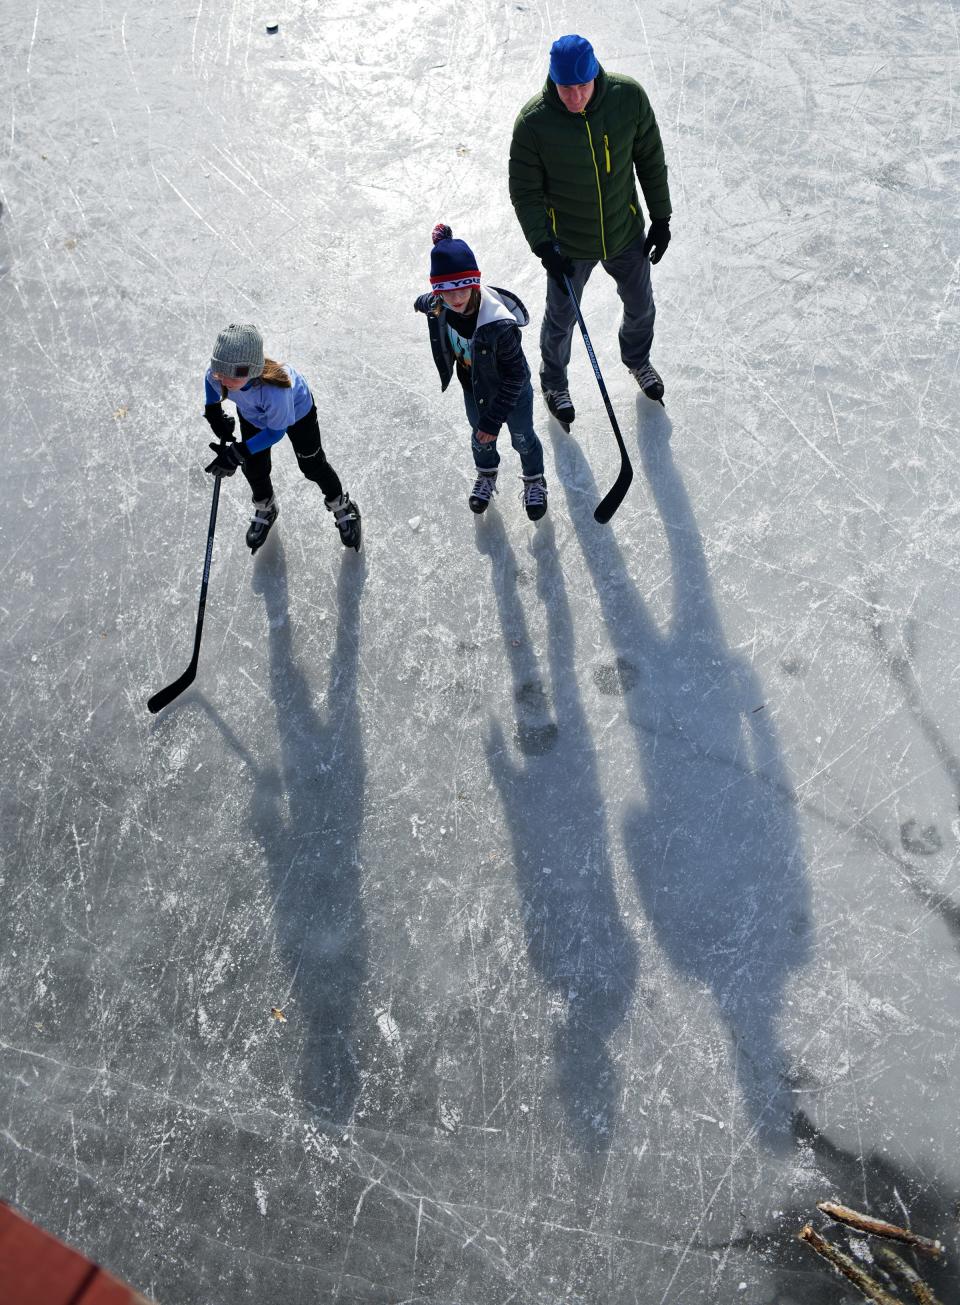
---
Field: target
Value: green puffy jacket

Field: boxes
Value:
[509,68,671,261]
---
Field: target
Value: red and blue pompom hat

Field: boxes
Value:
[429,223,481,292]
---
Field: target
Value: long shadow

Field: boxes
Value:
[249,539,368,1121]
[551,404,812,1147]
[478,514,638,1149]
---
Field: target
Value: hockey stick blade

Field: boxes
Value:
[147,662,199,714]
[593,457,634,524]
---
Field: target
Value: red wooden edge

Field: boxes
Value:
[0,1202,155,1304]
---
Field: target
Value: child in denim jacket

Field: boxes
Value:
[414,225,547,520]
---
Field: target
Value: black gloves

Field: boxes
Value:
[533,240,574,294]
[203,403,244,476]
[204,439,248,477]
[204,402,235,441]
[642,217,671,264]
[413,292,438,314]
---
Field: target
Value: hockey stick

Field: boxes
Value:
[147,461,224,713]
[559,255,634,524]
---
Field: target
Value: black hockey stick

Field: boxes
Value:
[147,462,224,713]
[559,255,633,524]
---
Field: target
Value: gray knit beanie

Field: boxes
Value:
[210,324,264,380]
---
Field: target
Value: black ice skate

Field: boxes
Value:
[326,492,362,551]
[246,496,279,553]
[469,467,498,514]
[521,474,548,522]
[541,385,575,431]
[630,362,665,406]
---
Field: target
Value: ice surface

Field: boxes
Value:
[2,0,960,1301]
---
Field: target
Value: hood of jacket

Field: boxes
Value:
[477,284,530,330]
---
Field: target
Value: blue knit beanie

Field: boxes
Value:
[549,34,599,85]
[429,223,481,292]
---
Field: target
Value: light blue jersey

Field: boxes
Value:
[204,364,314,453]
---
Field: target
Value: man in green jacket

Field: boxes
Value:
[509,34,672,426]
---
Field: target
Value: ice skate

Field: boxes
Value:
[469,467,499,514]
[541,385,575,431]
[630,362,665,405]
[326,492,362,551]
[246,496,278,554]
[521,474,548,522]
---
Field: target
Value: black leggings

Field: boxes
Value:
[239,403,343,504]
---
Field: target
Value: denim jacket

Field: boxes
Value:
[417,285,531,436]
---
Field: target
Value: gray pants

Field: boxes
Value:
[539,237,655,390]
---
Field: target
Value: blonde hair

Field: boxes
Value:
[260,357,292,388]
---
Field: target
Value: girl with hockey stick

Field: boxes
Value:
[203,323,362,552]
[413,225,548,520]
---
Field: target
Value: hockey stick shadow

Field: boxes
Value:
[477,515,638,1150]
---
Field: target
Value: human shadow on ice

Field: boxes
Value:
[551,401,812,1148]
[478,514,638,1149]
[249,539,368,1123]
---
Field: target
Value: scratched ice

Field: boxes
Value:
[2,1,959,1302]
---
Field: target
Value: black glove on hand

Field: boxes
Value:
[413,292,438,314]
[204,440,247,477]
[642,218,671,264]
[204,402,236,441]
[533,240,574,294]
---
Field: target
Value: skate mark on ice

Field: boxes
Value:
[779,655,807,677]
[860,590,960,944]
[899,819,942,856]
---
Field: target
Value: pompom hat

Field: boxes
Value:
[211,323,265,380]
[549,34,600,86]
[429,223,481,292]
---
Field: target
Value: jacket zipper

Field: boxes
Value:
[582,115,607,259]
[603,133,611,173]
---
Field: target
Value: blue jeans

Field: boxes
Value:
[465,382,544,477]
[540,237,655,390]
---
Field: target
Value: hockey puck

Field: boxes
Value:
[265,19,279,33]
